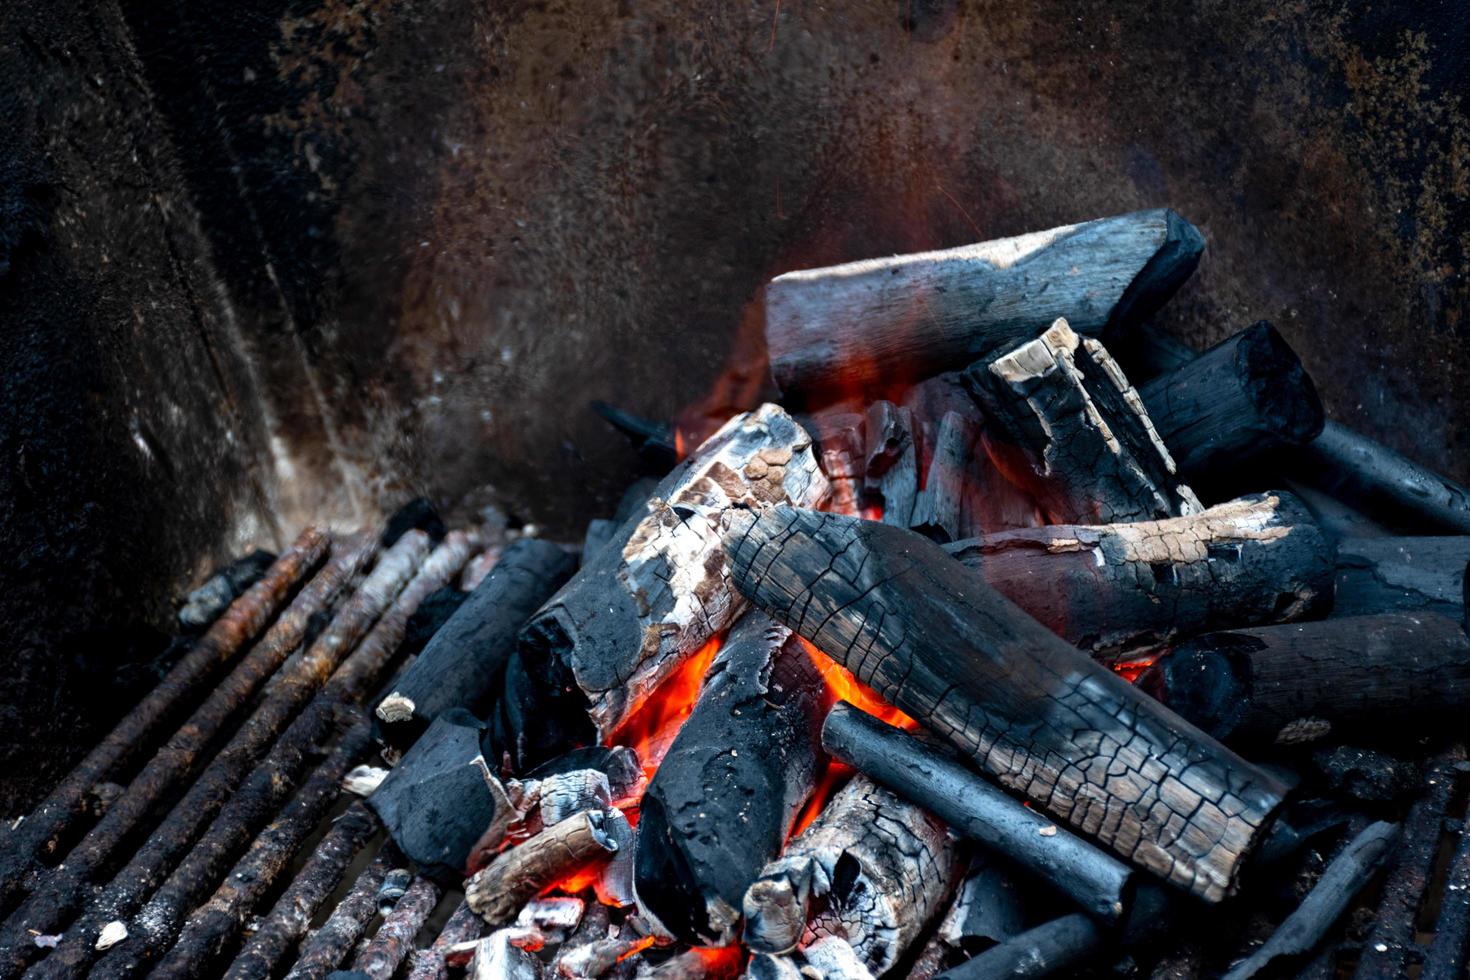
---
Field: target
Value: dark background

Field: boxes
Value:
[2,0,1466,806]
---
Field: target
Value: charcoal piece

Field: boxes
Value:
[465,811,618,926]
[1138,612,1470,745]
[634,613,825,945]
[397,587,468,660]
[1311,746,1420,804]
[582,519,618,564]
[742,775,960,975]
[1300,421,1470,534]
[798,409,865,515]
[468,931,544,980]
[1286,480,1390,540]
[595,807,635,907]
[1137,321,1324,476]
[965,318,1201,524]
[384,497,448,546]
[724,505,1287,902]
[910,411,982,543]
[1221,821,1398,980]
[945,492,1334,660]
[802,936,876,979]
[524,745,643,801]
[934,914,1104,980]
[368,710,512,883]
[1331,536,1470,619]
[863,401,918,525]
[939,857,1027,952]
[177,549,277,631]
[495,404,828,769]
[765,209,1203,401]
[821,703,1131,921]
[375,537,576,751]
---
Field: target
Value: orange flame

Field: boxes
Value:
[617,936,658,963]
[1112,654,1159,685]
[610,635,724,784]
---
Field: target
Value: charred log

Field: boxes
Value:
[1138,612,1470,745]
[910,411,982,543]
[944,492,1334,659]
[723,505,1287,901]
[742,775,960,975]
[634,612,825,945]
[1331,536,1470,619]
[376,538,576,751]
[496,404,828,769]
[1221,821,1398,980]
[1137,321,1324,476]
[863,401,919,526]
[933,914,1105,980]
[465,811,619,926]
[821,703,1132,921]
[764,209,1203,401]
[965,318,1201,524]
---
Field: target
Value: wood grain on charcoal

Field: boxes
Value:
[966,318,1201,524]
[765,209,1203,400]
[724,505,1287,902]
[945,492,1334,659]
[465,811,617,926]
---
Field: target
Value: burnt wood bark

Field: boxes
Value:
[634,612,825,945]
[821,702,1133,921]
[764,209,1203,401]
[1222,821,1398,980]
[496,404,827,769]
[723,505,1288,902]
[863,401,919,525]
[1137,321,1324,475]
[742,775,960,975]
[1331,536,1470,619]
[944,492,1335,659]
[1138,613,1470,745]
[464,810,618,926]
[965,318,1202,524]
[375,537,576,751]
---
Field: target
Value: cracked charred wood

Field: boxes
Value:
[177,548,278,631]
[496,404,828,769]
[822,703,1132,921]
[909,411,983,543]
[863,401,918,526]
[36,532,464,978]
[285,846,398,980]
[1331,536,1470,619]
[724,505,1288,902]
[1136,322,1324,476]
[934,913,1105,980]
[634,613,825,945]
[764,209,1203,402]
[1222,821,1398,980]
[465,810,619,926]
[944,492,1335,660]
[907,855,1029,980]
[352,876,443,980]
[371,710,510,882]
[965,318,1202,524]
[0,526,330,917]
[742,775,960,975]
[223,801,381,980]
[1138,612,1470,745]
[376,537,577,751]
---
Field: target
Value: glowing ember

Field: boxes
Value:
[1112,654,1159,684]
[617,936,657,963]
[609,635,724,784]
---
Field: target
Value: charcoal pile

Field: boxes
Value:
[7,209,1470,980]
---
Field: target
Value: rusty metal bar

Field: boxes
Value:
[285,846,398,980]
[352,876,443,980]
[0,532,372,976]
[219,802,381,980]
[404,901,483,980]
[26,532,465,977]
[0,527,330,917]
[113,715,375,979]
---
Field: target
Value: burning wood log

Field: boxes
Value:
[1220,821,1398,980]
[634,612,825,945]
[1137,612,1470,745]
[1331,536,1470,619]
[863,401,919,526]
[741,775,960,975]
[496,403,828,768]
[965,318,1202,524]
[0,526,331,917]
[465,811,619,926]
[764,209,1203,402]
[944,492,1335,659]
[821,703,1132,920]
[723,505,1288,901]
[1136,321,1324,476]
[376,538,577,751]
